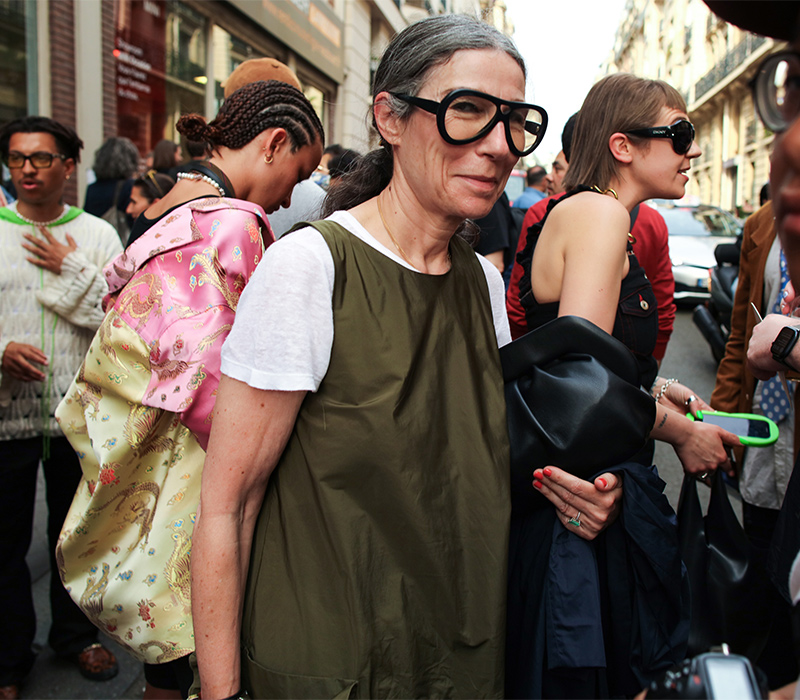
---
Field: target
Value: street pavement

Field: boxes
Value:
[20,308,728,698]
[654,306,740,515]
[22,482,145,698]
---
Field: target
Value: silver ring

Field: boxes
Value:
[567,511,582,527]
[686,395,697,407]
[699,472,709,480]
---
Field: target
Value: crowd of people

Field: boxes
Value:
[2,1,800,699]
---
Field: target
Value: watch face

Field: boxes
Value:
[773,326,800,360]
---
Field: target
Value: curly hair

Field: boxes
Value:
[0,115,84,163]
[177,80,323,154]
[92,137,140,180]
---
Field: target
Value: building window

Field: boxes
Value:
[164,2,207,143]
[303,84,325,128]
[0,0,30,124]
[115,0,207,158]
[210,25,260,114]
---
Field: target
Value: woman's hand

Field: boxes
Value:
[672,419,739,478]
[533,467,623,541]
[654,378,712,418]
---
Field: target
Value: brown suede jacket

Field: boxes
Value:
[711,202,800,470]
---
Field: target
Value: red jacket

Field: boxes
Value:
[506,194,676,360]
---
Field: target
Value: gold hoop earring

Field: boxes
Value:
[264,153,273,165]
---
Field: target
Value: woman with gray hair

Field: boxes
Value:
[83,136,140,241]
[192,14,623,699]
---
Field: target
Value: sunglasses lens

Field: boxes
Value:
[672,122,694,155]
[6,153,23,168]
[755,53,800,132]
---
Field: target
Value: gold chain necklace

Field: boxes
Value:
[590,185,618,199]
[376,195,414,267]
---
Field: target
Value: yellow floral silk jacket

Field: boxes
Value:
[55,197,270,663]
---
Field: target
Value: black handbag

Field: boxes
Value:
[501,315,656,513]
[677,470,771,661]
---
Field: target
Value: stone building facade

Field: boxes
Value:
[603,0,783,213]
[2,0,514,206]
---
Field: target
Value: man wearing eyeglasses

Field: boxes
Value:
[0,116,122,699]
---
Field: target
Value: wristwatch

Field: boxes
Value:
[771,325,800,370]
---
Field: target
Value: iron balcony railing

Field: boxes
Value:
[695,34,766,99]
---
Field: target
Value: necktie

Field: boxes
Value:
[761,249,793,422]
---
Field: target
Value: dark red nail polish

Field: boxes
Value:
[597,477,607,488]
[533,480,542,490]
[543,467,552,477]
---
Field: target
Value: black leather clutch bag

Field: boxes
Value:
[500,315,656,513]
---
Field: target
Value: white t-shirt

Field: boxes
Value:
[221,210,511,392]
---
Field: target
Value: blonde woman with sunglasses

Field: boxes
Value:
[515,73,739,482]
[506,73,742,698]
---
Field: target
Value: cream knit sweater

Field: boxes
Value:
[0,203,122,440]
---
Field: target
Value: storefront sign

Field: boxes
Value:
[114,0,167,155]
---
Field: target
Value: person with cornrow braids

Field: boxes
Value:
[54,79,323,699]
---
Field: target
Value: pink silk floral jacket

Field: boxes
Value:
[55,197,271,662]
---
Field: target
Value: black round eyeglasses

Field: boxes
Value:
[392,89,548,157]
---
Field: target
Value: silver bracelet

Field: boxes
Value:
[653,377,679,403]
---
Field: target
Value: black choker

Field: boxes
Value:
[188,162,236,199]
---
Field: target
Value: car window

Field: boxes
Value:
[658,206,740,237]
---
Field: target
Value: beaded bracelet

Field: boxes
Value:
[653,377,679,403]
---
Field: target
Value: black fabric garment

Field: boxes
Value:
[143,655,194,695]
[743,503,800,688]
[769,452,800,604]
[506,463,689,699]
[0,437,99,685]
[126,196,207,248]
[515,186,659,389]
[475,192,513,258]
[84,178,133,218]
[171,159,206,180]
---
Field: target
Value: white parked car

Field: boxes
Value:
[648,200,742,303]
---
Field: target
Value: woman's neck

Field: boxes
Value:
[606,177,641,213]
[353,184,456,274]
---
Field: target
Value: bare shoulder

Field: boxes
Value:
[547,191,630,245]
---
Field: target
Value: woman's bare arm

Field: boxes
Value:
[550,194,631,333]
[191,375,305,699]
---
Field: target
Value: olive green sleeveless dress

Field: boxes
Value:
[241,221,510,698]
